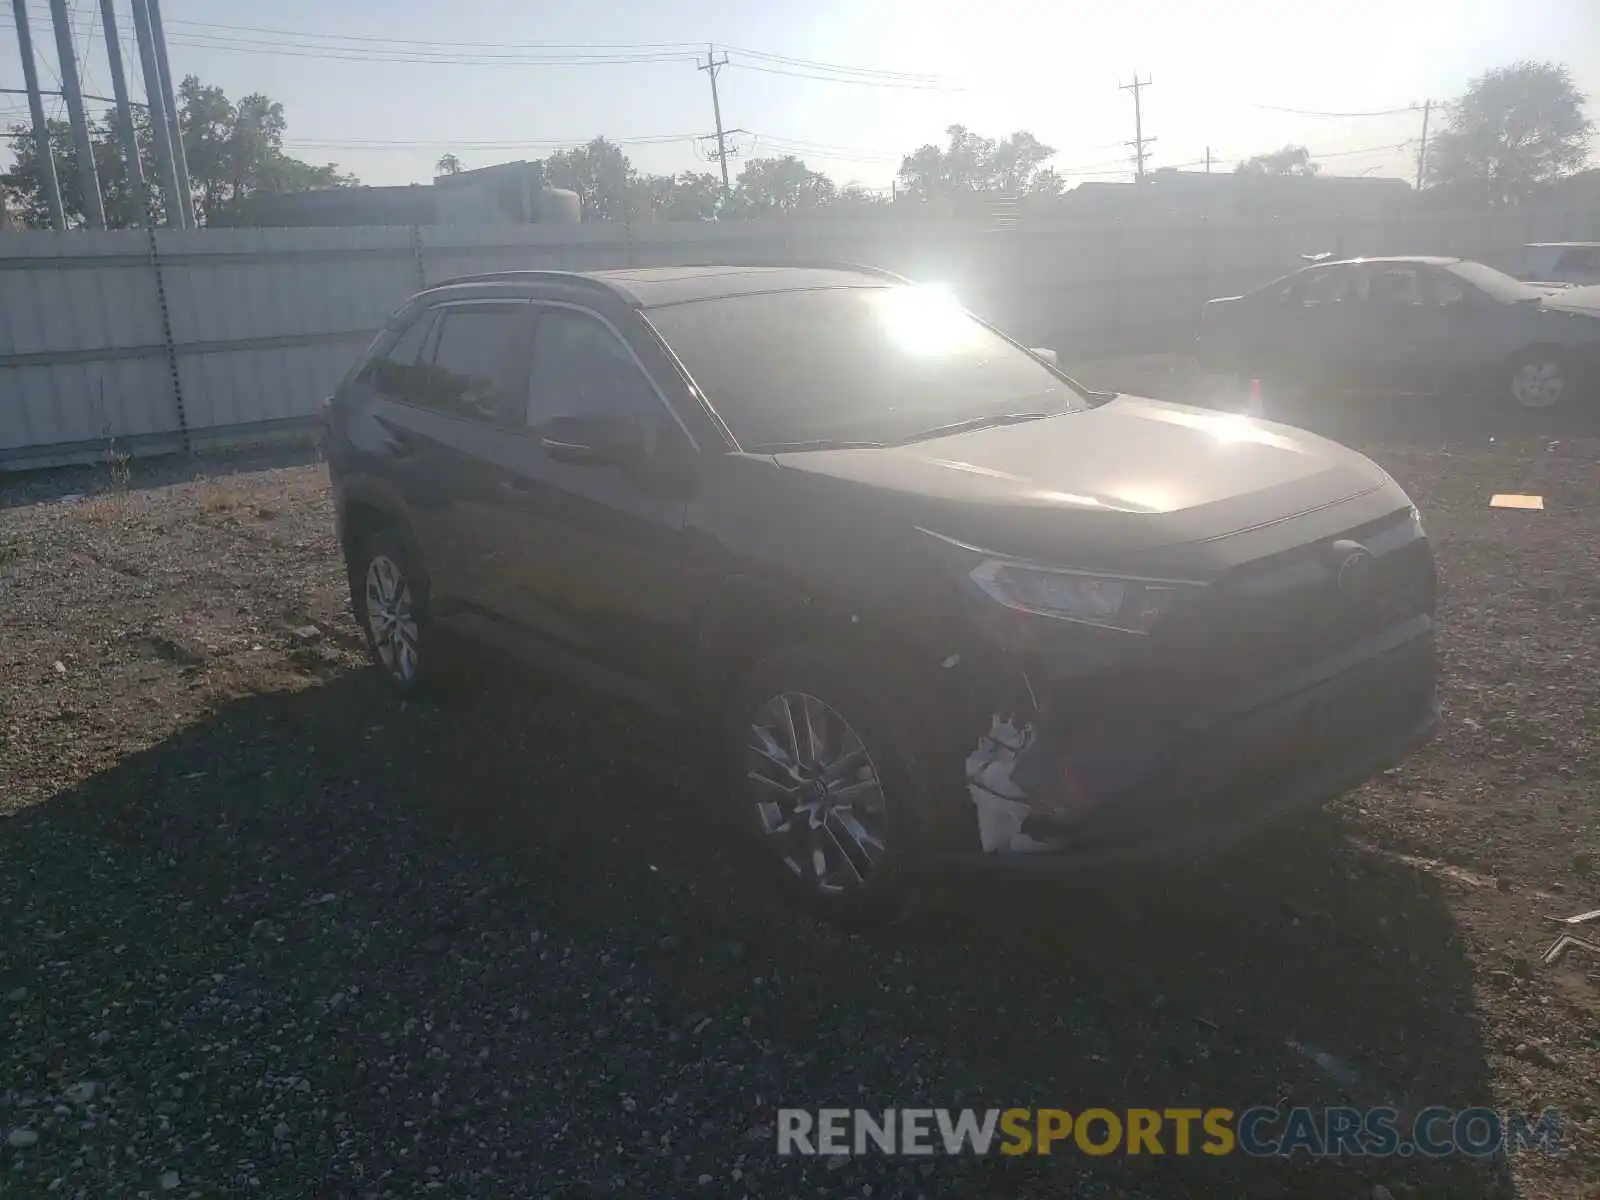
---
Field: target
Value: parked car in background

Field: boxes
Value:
[1501,242,1600,288]
[1197,256,1600,410]
[325,264,1438,928]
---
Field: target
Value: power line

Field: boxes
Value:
[147,17,960,82]
[283,132,703,150]
[718,44,953,84]
[9,7,700,47]
[724,60,960,90]
[1309,140,1415,160]
[138,29,962,88]
[746,134,903,164]
[1250,102,1422,118]
[1055,159,1139,176]
[37,14,959,86]
[162,33,703,66]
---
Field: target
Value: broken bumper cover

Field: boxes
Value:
[948,615,1438,869]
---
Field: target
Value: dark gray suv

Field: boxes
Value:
[324,264,1439,927]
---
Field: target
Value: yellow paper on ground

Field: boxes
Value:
[1490,494,1544,510]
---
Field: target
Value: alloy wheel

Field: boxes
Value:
[364,554,420,684]
[745,691,889,896]
[1512,360,1566,409]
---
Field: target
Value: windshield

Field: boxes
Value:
[1446,260,1544,302]
[644,285,1084,449]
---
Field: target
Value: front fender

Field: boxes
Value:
[333,469,414,559]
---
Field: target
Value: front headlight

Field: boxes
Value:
[969,560,1203,634]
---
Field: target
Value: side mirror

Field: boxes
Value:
[537,414,645,467]
[1030,347,1060,367]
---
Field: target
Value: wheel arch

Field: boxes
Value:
[692,574,941,712]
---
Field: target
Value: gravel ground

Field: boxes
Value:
[2,394,1598,1199]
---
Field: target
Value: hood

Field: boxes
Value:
[1540,284,1600,317]
[771,396,1401,570]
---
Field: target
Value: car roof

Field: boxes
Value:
[588,265,897,307]
[1313,255,1465,268]
[419,264,904,310]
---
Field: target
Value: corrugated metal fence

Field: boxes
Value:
[3,203,1597,472]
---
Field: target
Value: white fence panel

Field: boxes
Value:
[0,230,173,465]
[3,203,1597,471]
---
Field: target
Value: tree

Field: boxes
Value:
[832,184,891,211]
[435,153,464,177]
[1026,167,1067,198]
[725,155,837,216]
[633,171,721,221]
[1426,61,1592,204]
[2,110,163,228]
[990,131,1055,194]
[178,76,356,224]
[896,126,1057,199]
[542,137,635,221]
[897,124,993,199]
[1235,145,1320,177]
[1,75,357,228]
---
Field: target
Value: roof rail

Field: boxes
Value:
[425,269,612,290]
[659,259,913,283]
[423,260,913,294]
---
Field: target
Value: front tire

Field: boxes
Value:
[728,646,926,930]
[349,529,433,696]
[1507,347,1572,410]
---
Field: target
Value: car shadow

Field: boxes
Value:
[2,665,1508,1198]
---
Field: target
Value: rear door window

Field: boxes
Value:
[367,312,436,397]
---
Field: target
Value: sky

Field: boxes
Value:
[2,0,1598,193]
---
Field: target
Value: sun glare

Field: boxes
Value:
[875,284,975,357]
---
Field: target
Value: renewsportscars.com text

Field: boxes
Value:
[777,1107,1562,1158]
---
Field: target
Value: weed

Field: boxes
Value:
[105,436,131,490]
[193,475,244,514]
[79,494,128,524]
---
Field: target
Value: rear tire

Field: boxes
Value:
[349,528,435,697]
[726,645,927,930]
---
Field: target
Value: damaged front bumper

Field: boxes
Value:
[946,615,1438,869]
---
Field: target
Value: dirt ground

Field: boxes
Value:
[2,387,1599,1198]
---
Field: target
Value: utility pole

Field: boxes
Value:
[1204,146,1213,174]
[99,0,147,224]
[48,0,107,228]
[146,0,195,227]
[1414,99,1431,191]
[698,47,732,199]
[10,0,66,229]
[131,0,185,228]
[1120,73,1155,182]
